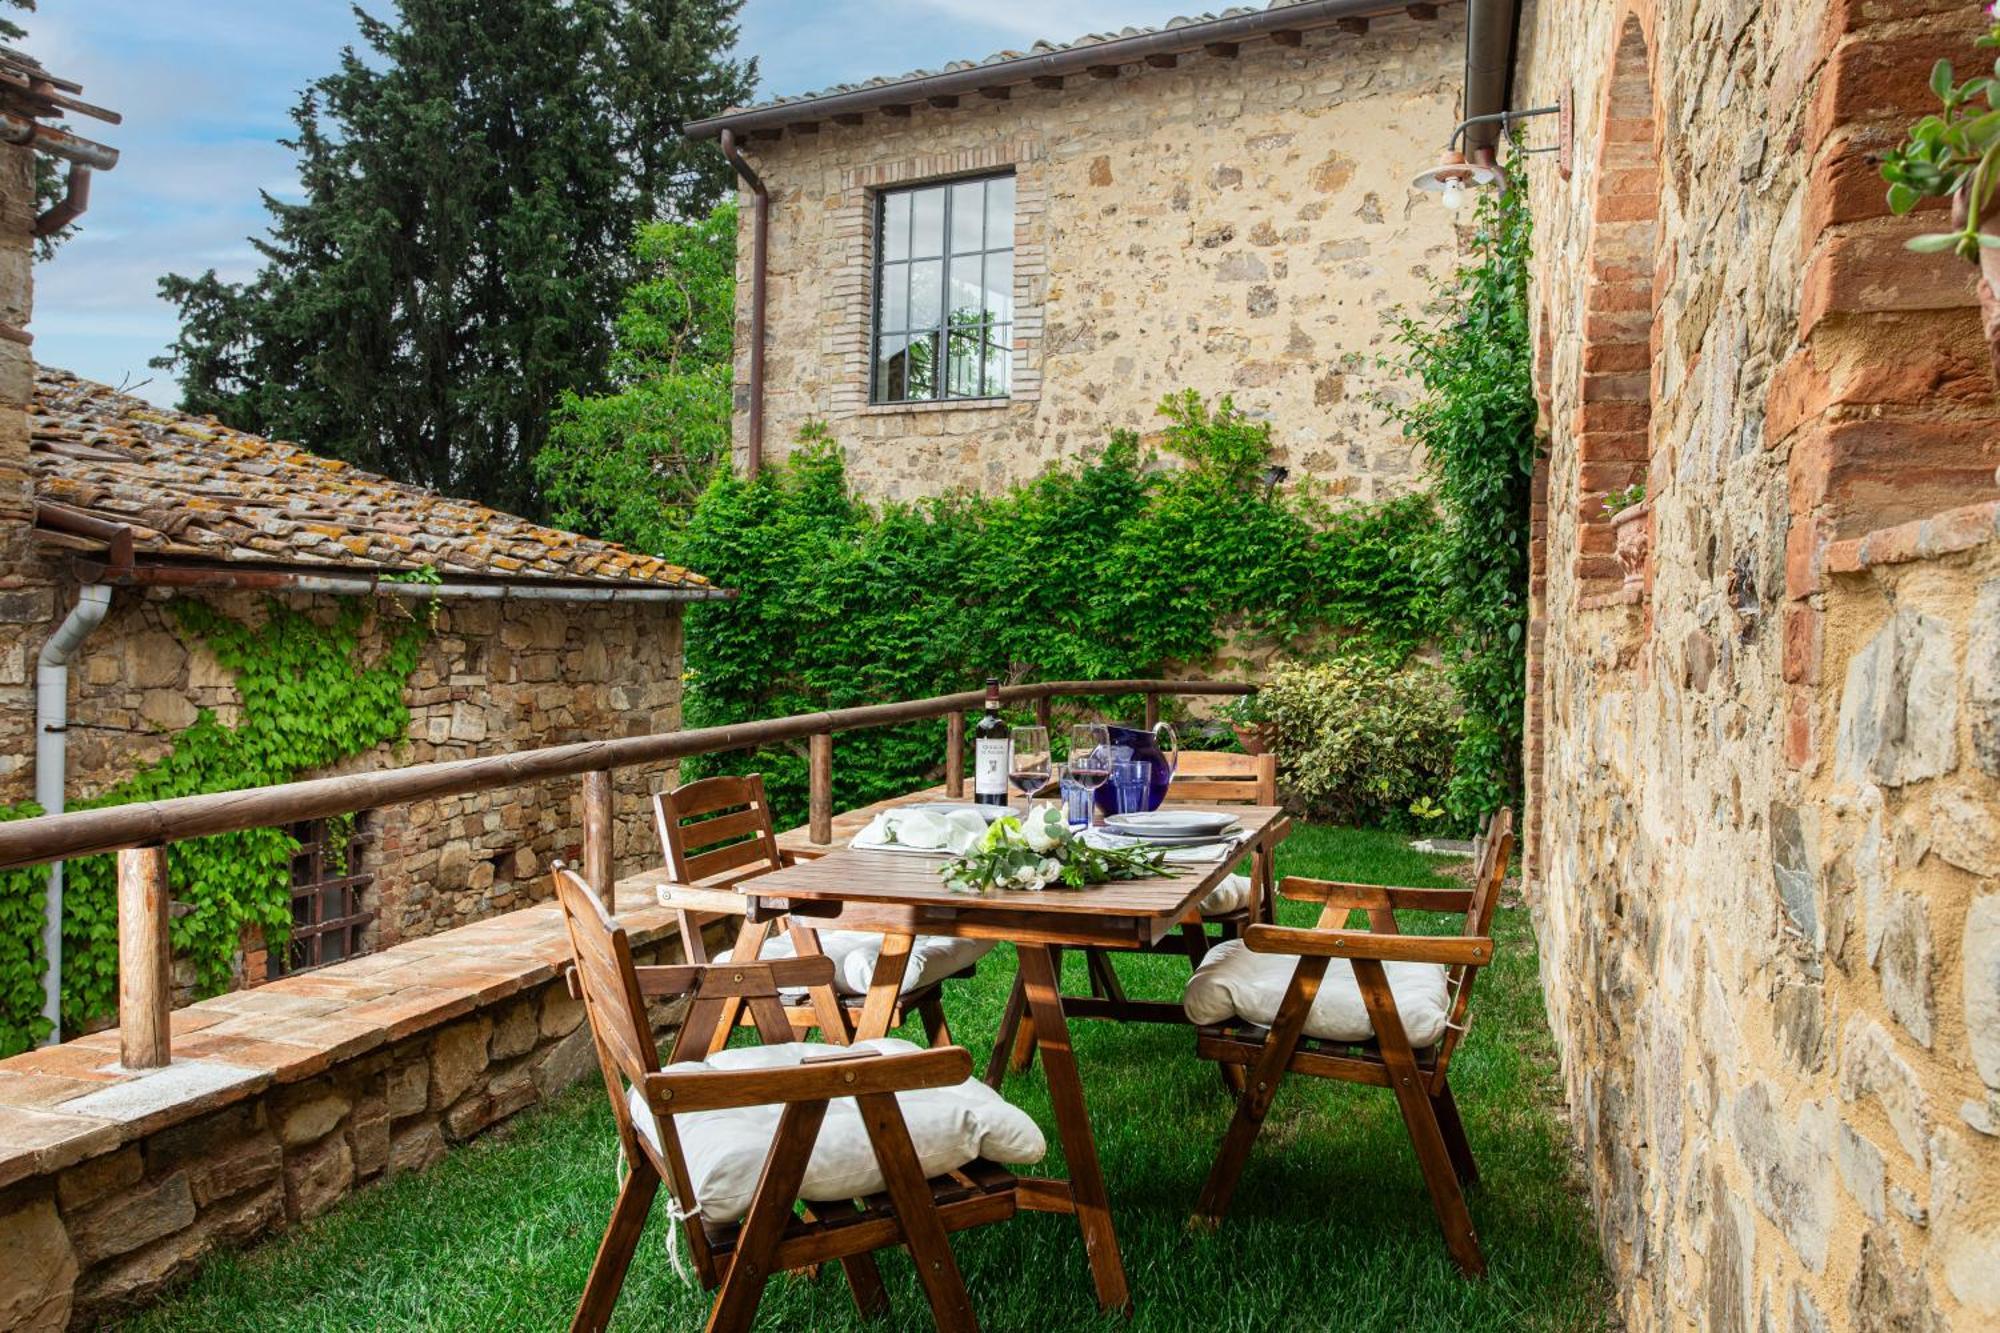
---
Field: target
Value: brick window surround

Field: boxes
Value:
[827,139,1047,418]
[1573,15,1659,601]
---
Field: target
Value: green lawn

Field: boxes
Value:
[117,826,1612,1332]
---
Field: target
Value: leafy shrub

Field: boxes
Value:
[665,397,1449,828]
[1259,657,1459,829]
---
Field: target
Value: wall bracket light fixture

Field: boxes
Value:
[1411,89,1572,209]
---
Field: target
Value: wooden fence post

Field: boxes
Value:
[1143,693,1160,730]
[1033,695,1052,732]
[809,733,834,845]
[945,712,965,798]
[118,845,171,1069]
[583,769,614,910]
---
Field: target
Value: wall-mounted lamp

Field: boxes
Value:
[1412,90,1572,209]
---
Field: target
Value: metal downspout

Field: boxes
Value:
[718,128,768,476]
[1462,0,1521,164]
[34,583,111,1043]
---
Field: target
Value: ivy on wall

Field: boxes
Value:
[0,597,429,1055]
[667,395,1448,830]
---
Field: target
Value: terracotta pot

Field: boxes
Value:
[1612,500,1652,594]
[1232,722,1277,755]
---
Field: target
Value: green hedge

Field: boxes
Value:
[665,396,1447,829]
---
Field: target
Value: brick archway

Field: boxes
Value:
[1572,14,1659,594]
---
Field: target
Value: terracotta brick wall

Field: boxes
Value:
[728,11,1464,502]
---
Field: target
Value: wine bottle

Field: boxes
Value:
[972,677,1009,807]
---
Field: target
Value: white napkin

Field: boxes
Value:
[1080,825,1246,864]
[851,807,990,856]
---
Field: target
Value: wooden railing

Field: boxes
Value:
[1,678,1252,1069]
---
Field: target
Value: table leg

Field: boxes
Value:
[851,931,915,1041]
[711,917,772,1055]
[1016,943,1131,1314]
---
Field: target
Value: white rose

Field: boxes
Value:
[1039,857,1063,882]
[1022,807,1062,853]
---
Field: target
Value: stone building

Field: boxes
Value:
[687,2,1465,501]
[1497,0,2000,1327]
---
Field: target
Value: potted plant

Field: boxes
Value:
[1604,482,1650,594]
[1881,10,2000,379]
[1219,691,1277,754]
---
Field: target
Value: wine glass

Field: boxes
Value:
[1007,725,1051,819]
[1065,723,1111,792]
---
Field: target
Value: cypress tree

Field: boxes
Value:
[153,0,755,515]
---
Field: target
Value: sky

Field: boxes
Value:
[30,0,1182,409]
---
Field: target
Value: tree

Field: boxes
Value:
[536,202,735,552]
[153,0,755,516]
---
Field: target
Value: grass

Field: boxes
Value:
[117,825,1612,1332]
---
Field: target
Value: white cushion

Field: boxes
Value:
[626,1038,1046,1223]
[1181,939,1453,1047]
[1197,873,1253,918]
[718,931,993,997]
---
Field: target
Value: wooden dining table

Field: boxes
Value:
[736,789,1293,1315]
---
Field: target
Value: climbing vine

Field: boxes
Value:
[0,596,429,1054]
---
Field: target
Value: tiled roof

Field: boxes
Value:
[711,1,1330,121]
[29,368,716,591]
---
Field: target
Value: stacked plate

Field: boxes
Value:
[1100,810,1242,845]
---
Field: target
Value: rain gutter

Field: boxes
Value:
[83,561,736,603]
[1461,0,1520,162]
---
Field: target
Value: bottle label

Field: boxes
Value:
[974,738,1010,797]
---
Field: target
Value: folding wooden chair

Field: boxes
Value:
[552,863,1044,1333]
[1185,808,1514,1277]
[653,774,982,1052]
[990,750,1279,1079]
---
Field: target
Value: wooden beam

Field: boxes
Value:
[1336,17,1370,35]
[750,127,783,141]
[789,120,819,135]
[946,712,965,799]
[1270,29,1303,47]
[1406,3,1441,19]
[583,769,615,910]
[809,733,834,846]
[1203,42,1240,59]
[1032,75,1065,91]
[832,112,863,127]
[1144,53,1178,69]
[978,86,1012,100]
[1144,695,1160,731]
[927,94,960,109]
[1087,65,1120,80]
[118,845,171,1069]
[1034,696,1053,731]
[881,103,912,118]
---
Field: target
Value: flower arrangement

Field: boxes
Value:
[939,805,1172,893]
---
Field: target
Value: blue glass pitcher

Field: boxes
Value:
[1094,722,1179,816]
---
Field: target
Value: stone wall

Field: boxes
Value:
[729,10,1463,502]
[0,898,699,1329]
[1518,0,2000,1328]
[0,572,685,999]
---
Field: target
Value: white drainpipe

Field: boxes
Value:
[34,583,112,1044]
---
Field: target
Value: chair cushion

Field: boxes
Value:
[718,931,993,997]
[1181,939,1453,1047]
[1197,873,1253,918]
[626,1038,1046,1223]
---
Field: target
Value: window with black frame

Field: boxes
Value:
[872,173,1015,404]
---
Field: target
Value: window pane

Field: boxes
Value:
[906,331,939,399]
[909,186,945,258]
[878,260,908,333]
[981,250,1013,324]
[982,324,1013,397]
[984,175,1015,247]
[876,333,910,400]
[950,180,985,254]
[908,258,943,329]
[948,256,983,327]
[883,192,912,262]
[945,318,983,398]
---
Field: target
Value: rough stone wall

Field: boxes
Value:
[0,577,685,991]
[1518,0,2000,1328]
[731,10,1463,502]
[0,138,46,802]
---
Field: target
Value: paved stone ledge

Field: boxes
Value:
[0,894,700,1329]
[1826,498,2000,575]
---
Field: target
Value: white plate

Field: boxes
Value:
[1104,810,1239,837]
[902,802,1010,823]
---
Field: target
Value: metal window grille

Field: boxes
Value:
[273,816,375,976]
[870,172,1016,404]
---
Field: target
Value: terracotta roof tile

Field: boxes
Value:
[30,369,715,591]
